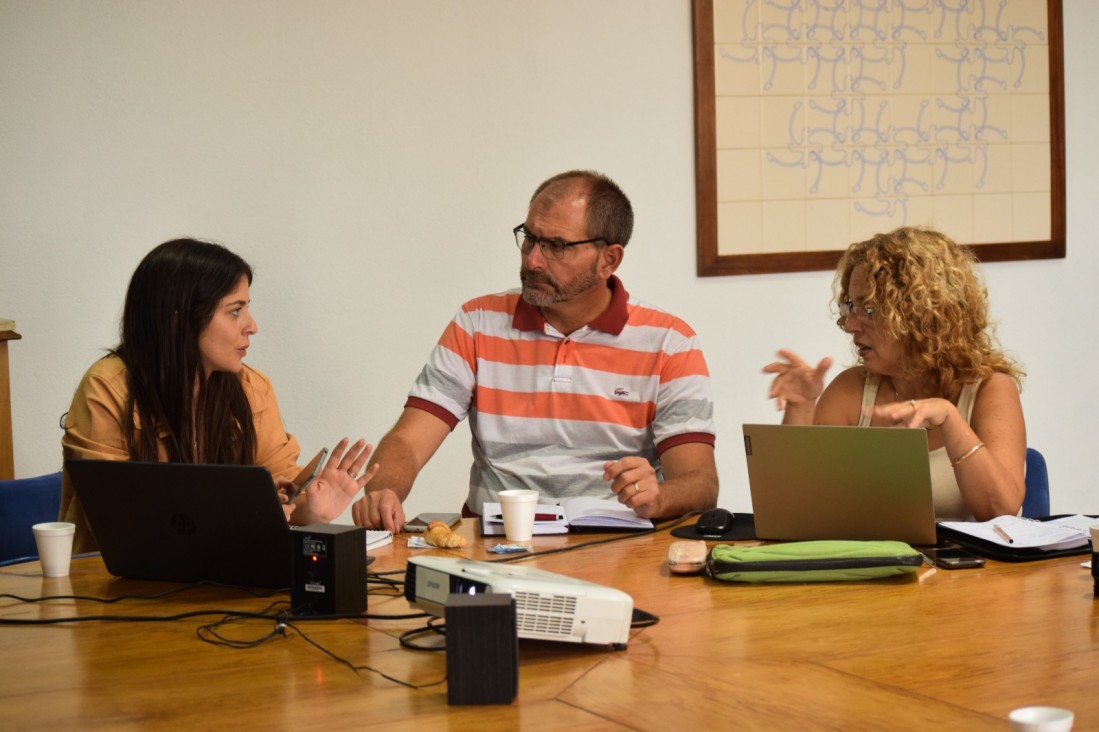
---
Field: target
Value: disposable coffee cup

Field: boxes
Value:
[497,489,539,542]
[1009,706,1074,732]
[1090,522,1099,549]
[32,522,76,578]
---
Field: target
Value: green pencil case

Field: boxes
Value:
[707,540,923,582]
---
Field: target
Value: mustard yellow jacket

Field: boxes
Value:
[60,355,300,553]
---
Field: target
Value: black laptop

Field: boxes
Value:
[65,459,292,588]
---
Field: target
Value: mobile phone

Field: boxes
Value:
[286,448,328,502]
[924,547,985,569]
[403,513,461,533]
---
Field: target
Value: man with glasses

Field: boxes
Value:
[352,170,718,534]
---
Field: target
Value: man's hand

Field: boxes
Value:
[603,443,718,520]
[352,489,407,535]
[603,456,661,518]
[348,407,453,534]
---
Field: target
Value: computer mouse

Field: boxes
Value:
[694,508,734,537]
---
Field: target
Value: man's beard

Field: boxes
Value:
[520,259,601,307]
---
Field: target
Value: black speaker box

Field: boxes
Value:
[289,524,366,615]
[445,593,519,705]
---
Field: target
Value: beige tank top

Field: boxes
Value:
[857,373,979,521]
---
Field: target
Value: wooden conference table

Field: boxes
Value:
[0,520,1096,730]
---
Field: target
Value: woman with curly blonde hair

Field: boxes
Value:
[763,227,1026,521]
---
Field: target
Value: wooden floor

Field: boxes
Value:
[0,520,1095,730]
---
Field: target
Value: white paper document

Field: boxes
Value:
[938,515,1093,551]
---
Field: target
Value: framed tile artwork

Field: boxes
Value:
[694,0,1065,276]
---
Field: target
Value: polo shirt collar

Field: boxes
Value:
[513,275,630,336]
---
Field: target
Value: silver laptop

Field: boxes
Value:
[742,424,938,545]
[65,459,292,588]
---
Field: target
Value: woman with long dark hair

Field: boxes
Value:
[61,238,376,552]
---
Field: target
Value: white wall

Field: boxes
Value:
[2,1,1096,519]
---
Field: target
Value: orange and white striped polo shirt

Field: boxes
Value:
[405,277,715,514]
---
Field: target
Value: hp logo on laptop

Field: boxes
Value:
[171,512,197,535]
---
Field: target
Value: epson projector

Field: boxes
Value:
[405,556,633,648]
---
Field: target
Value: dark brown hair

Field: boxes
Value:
[114,238,257,464]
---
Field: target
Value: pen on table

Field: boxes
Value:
[490,514,563,522]
[993,523,1014,544]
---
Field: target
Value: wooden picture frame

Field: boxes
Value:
[694,0,1065,276]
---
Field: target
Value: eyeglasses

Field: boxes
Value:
[838,299,876,320]
[513,224,605,261]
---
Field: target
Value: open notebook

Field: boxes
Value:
[742,424,938,545]
[937,514,1095,561]
[481,496,654,535]
[66,459,387,588]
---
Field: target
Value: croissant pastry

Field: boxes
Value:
[423,520,467,548]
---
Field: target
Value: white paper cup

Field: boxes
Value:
[32,522,76,578]
[1009,706,1074,732]
[497,489,539,542]
[1089,522,1099,549]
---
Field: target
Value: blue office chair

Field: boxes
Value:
[1021,448,1049,519]
[0,471,63,566]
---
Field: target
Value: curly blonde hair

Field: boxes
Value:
[833,227,1023,398]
